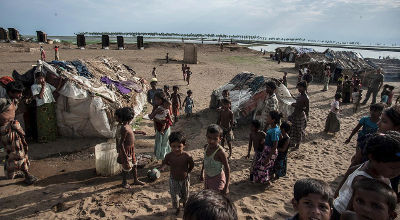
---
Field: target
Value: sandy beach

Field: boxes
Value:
[0,42,398,220]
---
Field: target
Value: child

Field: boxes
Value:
[201,124,230,195]
[115,107,146,188]
[217,98,234,159]
[336,74,344,95]
[170,86,182,123]
[54,45,59,61]
[246,120,266,181]
[341,178,397,220]
[345,103,384,166]
[342,75,353,103]
[381,84,389,104]
[274,121,291,179]
[288,178,333,220]
[253,110,282,184]
[333,132,400,220]
[166,53,169,63]
[40,45,46,61]
[387,85,394,106]
[183,189,238,220]
[324,93,341,134]
[183,90,194,117]
[152,67,157,78]
[181,64,186,81]
[161,131,194,215]
[283,72,288,87]
[146,78,162,110]
[217,89,230,109]
[186,67,192,85]
[352,88,362,113]
[288,81,309,149]
[154,100,172,134]
[163,85,170,99]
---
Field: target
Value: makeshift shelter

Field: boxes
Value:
[102,35,110,49]
[77,34,86,48]
[13,57,146,138]
[0,28,8,41]
[36,31,47,43]
[365,58,400,82]
[8,28,20,41]
[295,49,376,83]
[210,72,295,123]
[183,44,198,64]
[274,46,315,62]
[117,36,124,49]
[137,36,144,49]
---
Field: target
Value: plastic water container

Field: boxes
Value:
[95,143,121,176]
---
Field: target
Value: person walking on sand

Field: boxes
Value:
[152,67,157,78]
[40,45,46,61]
[321,66,331,91]
[54,46,59,61]
[288,81,309,149]
[361,68,384,105]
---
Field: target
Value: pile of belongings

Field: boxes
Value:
[12,57,147,138]
[210,72,295,123]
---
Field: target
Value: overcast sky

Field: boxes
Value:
[1,0,399,44]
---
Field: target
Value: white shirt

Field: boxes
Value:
[330,100,339,114]
[31,83,56,106]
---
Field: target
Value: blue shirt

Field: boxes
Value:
[357,116,378,139]
[265,125,281,147]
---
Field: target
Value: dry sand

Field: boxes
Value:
[0,42,398,220]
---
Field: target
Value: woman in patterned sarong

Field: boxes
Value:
[288,81,309,149]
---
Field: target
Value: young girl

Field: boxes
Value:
[274,121,291,179]
[253,110,282,184]
[149,92,172,160]
[163,85,170,99]
[186,67,192,85]
[183,90,194,117]
[332,132,400,220]
[288,81,309,149]
[324,93,341,134]
[115,107,146,188]
[31,71,61,143]
[201,124,230,195]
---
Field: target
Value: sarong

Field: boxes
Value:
[205,170,226,191]
[274,151,288,177]
[324,112,340,133]
[170,176,190,208]
[37,102,57,143]
[288,111,307,146]
[154,127,171,160]
[1,120,29,179]
[250,151,262,181]
[253,145,277,183]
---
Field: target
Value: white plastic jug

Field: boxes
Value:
[95,143,121,176]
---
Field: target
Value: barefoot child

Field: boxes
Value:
[161,131,194,215]
[253,110,282,184]
[324,93,341,134]
[201,124,230,195]
[288,81,309,149]
[170,86,182,123]
[217,98,234,158]
[288,178,333,220]
[115,107,146,188]
[341,178,397,220]
[274,121,291,179]
[183,90,194,117]
[333,132,400,220]
[181,64,186,81]
[246,120,266,181]
[186,67,192,85]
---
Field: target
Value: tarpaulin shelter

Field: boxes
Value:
[13,57,147,138]
[210,72,295,123]
[275,46,315,62]
[295,49,376,83]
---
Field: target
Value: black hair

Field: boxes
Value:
[187,90,193,95]
[183,189,238,220]
[154,91,168,105]
[207,124,223,136]
[370,103,384,112]
[388,85,394,90]
[269,110,283,124]
[334,93,342,100]
[297,80,307,89]
[293,178,333,206]
[169,131,186,145]
[344,75,349,79]
[251,120,261,130]
[35,71,46,78]
[164,85,169,90]
[352,178,397,213]
[365,131,400,163]
[221,98,231,105]
[222,90,229,96]
[280,121,291,133]
[265,81,277,91]
[115,107,135,122]
[6,81,24,93]
[383,105,400,126]
[173,85,179,90]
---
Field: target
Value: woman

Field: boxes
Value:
[253,81,279,131]
[288,81,309,149]
[31,72,60,143]
[149,92,172,160]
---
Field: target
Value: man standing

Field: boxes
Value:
[321,66,331,91]
[361,68,384,105]
[1,81,37,184]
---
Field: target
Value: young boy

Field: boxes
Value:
[115,107,146,188]
[342,75,353,103]
[217,89,230,109]
[324,93,341,134]
[274,121,291,179]
[181,64,186,81]
[161,131,194,215]
[170,86,182,123]
[217,98,234,159]
[183,90,194,117]
[352,88,362,113]
[183,189,238,220]
[288,178,333,220]
[152,67,157,78]
[246,120,266,181]
[341,178,397,220]
[147,78,162,110]
[201,124,230,195]
[54,45,59,61]
[186,67,192,85]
